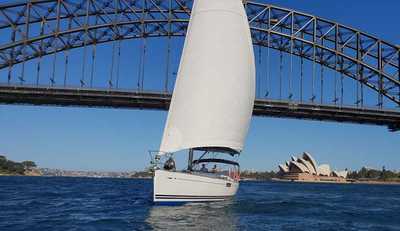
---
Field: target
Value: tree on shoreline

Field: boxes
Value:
[22,161,37,170]
[347,167,400,181]
[0,156,36,175]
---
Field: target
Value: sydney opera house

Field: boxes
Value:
[278,152,348,182]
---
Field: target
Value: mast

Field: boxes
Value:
[187,149,194,171]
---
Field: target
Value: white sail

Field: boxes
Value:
[159,0,255,154]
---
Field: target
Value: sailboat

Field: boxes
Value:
[151,0,255,203]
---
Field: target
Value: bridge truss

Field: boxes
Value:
[0,0,399,130]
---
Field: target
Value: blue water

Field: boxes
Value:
[0,177,399,230]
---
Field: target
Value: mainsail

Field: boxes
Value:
[159,0,255,154]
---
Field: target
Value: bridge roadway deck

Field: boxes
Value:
[0,85,399,131]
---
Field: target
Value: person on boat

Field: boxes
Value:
[163,157,176,171]
[200,164,208,173]
[211,164,218,173]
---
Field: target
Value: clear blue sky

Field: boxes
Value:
[0,0,399,172]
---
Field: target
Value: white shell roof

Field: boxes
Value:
[318,164,331,176]
[332,170,348,178]
[303,152,318,174]
[289,161,309,173]
[279,164,289,173]
[297,158,317,175]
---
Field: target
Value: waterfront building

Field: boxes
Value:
[278,152,348,183]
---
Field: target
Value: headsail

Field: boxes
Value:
[159,0,255,154]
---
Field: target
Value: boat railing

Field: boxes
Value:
[188,169,240,182]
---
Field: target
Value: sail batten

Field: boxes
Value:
[159,0,255,154]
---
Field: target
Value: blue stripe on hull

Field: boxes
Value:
[156,197,227,200]
[153,201,188,206]
[153,199,225,206]
[155,194,231,199]
[153,194,232,204]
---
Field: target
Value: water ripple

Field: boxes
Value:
[1,177,400,230]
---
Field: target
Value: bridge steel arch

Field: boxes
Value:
[0,0,399,130]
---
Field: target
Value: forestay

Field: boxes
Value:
[159,0,255,154]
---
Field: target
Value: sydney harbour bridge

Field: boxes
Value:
[0,0,399,131]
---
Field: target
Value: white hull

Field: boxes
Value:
[153,170,239,203]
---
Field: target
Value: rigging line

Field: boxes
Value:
[114,0,121,89]
[8,29,16,84]
[81,0,90,88]
[355,34,361,107]
[137,39,143,91]
[116,39,121,89]
[50,50,57,86]
[81,31,89,85]
[265,8,271,98]
[360,66,364,107]
[81,40,88,87]
[20,46,26,85]
[356,65,359,106]
[320,63,324,104]
[20,3,30,86]
[141,37,147,91]
[340,59,344,106]
[36,52,41,86]
[356,34,362,107]
[289,11,293,101]
[265,32,270,97]
[377,42,383,108]
[333,54,338,104]
[320,40,324,104]
[7,62,12,85]
[300,56,304,102]
[90,15,98,88]
[165,0,172,93]
[258,45,261,98]
[36,20,44,86]
[165,35,171,93]
[299,33,305,102]
[311,19,317,104]
[63,17,72,87]
[138,0,147,92]
[279,26,284,101]
[279,49,283,100]
[257,20,262,98]
[334,27,338,105]
[64,50,69,87]
[311,45,316,103]
[109,39,116,89]
[90,43,96,88]
[289,39,293,100]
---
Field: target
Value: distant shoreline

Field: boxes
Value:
[2,174,400,185]
[0,174,152,179]
[351,180,400,185]
[0,173,24,176]
[270,178,400,185]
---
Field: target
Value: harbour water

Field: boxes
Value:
[0,176,399,230]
